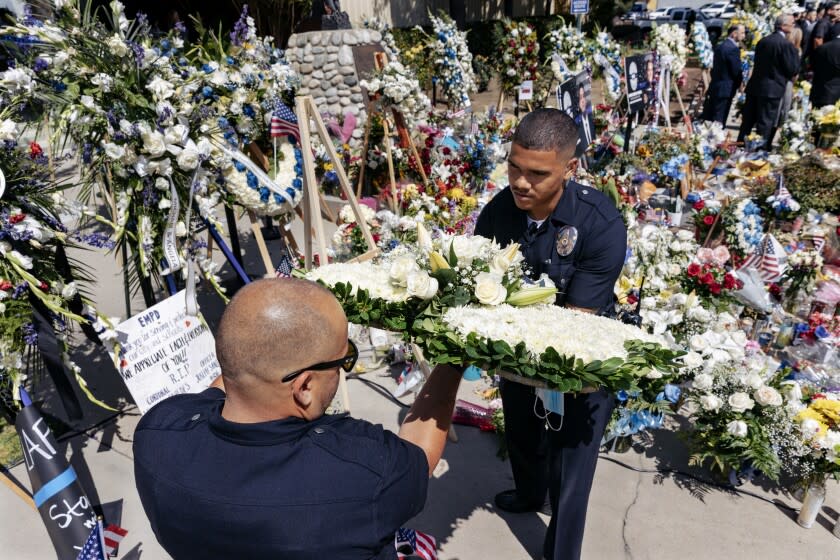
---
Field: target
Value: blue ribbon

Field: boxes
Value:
[33,466,78,508]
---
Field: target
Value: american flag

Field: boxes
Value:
[396,528,437,560]
[103,524,128,557]
[76,520,106,560]
[275,252,296,277]
[739,234,784,282]
[270,103,300,142]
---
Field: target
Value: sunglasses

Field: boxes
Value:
[281,339,358,383]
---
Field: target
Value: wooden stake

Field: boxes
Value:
[295,97,327,269]
[355,116,373,198]
[247,210,275,277]
[380,117,400,214]
[497,89,505,113]
[0,470,35,510]
[301,96,378,261]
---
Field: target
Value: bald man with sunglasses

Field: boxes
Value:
[133,278,463,559]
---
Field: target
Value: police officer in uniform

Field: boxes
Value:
[475,109,626,560]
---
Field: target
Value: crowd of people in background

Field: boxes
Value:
[704,2,840,149]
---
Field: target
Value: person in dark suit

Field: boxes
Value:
[811,33,840,107]
[812,2,840,50]
[737,15,801,149]
[702,24,745,125]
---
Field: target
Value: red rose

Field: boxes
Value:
[29,142,43,158]
[703,215,715,226]
[372,233,381,243]
[0,281,12,291]
[693,200,705,210]
[723,274,736,289]
[9,213,26,224]
[627,294,638,305]
[701,273,715,285]
[39,281,49,291]
[687,263,701,277]
[710,283,722,295]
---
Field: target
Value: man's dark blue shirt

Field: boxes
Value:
[134,388,428,559]
[474,182,626,312]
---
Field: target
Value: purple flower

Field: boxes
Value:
[12,283,28,299]
[230,5,250,46]
[33,58,49,73]
[72,231,117,250]
[174,21,187,35]
[22,323,38,346]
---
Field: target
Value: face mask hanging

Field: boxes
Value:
[534,388,565,432]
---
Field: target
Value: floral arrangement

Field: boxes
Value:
[779,82,813,156]
[722,198,764,258]
[796,391,840,483]
[361,59,431,129]
[547,20,588,83]
[783,248,824,297]
[498,20,540,95]
[686,358,796,481]
[690,22,713,70]
[0,125,109,415]
[427,12,477,109]
[681,246,744,305]
[587,31,624,102]
[649,23,689,76]
[331,204,394,261]
[811,100,840,150]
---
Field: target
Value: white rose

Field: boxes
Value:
[726,420,748,438]
[141,130,167,158]
[388,256,419,287]
[176,140,200,170]
[165,124,189,147]
[406,270,439,300]
[693,373,713,391]
[101,142,125,161]
[742,373,764,390]
[682,351,703,370]
[474,272,508,306]
[9,250,33,269]
[158,198,171,210]
[700,394,722,411]
[689,334,709,352]
[449,235,486,264]
[753,386,783,407]
[728,392,755,413]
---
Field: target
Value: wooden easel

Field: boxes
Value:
[355,52,430,210]
[295,95,379,270]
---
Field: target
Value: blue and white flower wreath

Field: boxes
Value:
[219,135,304,216]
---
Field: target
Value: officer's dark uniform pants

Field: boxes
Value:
[737,94,783,149]
[500,379,615,560]
[702,94,734,126]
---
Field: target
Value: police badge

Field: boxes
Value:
[555,226,578,257]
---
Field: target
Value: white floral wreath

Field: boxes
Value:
[219,136,304,216]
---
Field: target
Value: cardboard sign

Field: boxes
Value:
[518,80,534,101]
[113,290,220,413]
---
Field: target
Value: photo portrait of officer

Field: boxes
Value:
[475,109,626,560]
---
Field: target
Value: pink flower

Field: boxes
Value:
[697,248,714,264]
[712,245,731,265]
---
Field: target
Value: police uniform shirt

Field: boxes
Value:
[134,388,428,559]
[475,182,627,311]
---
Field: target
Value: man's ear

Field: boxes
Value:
[292,371,314,409]
[565,157,579,179]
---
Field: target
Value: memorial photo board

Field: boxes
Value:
[625,52,656,115]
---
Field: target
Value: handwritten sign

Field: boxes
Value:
[113,290,220,413]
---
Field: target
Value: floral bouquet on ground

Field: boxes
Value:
[686,357,797,481]
[722,198,764,260]
[794,390,840,484]
[782,247,824,298]
[681,246,743,306]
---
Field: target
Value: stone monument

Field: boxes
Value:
[285,29,385,143]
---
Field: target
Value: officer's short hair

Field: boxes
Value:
[511,108,579,158]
